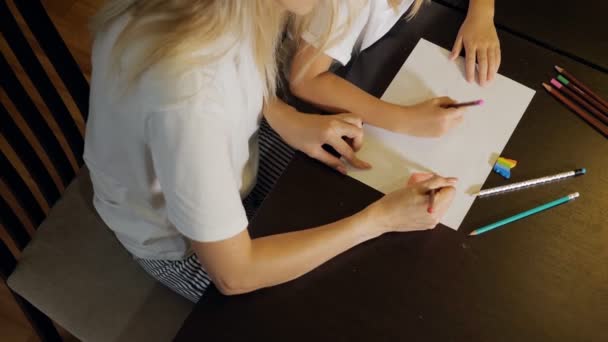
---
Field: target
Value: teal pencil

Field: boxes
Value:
[469,193,580,236]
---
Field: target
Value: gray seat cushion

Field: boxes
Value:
[7,168,193,342]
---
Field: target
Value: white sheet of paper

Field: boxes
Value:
[348,38,536,230]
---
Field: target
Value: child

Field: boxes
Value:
[85,0,457,303]
[289,0,501,136]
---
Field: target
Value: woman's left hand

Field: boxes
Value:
[449,14,501,86]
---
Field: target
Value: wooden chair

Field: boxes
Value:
[1,1,193,341]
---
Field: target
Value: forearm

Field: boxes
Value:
[225,210,382,294]
[468,0,494,17]
[262,97,299,132]
[291,72,403,129]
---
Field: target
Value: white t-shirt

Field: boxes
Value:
[302,0,414,65]
[84,15,263,260]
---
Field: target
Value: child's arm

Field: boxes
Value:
[450,0,500,86]
[263,97,371,173]
[289,43,466,137]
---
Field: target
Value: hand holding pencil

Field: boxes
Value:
[398,97,469,137]
[368,174,458,234]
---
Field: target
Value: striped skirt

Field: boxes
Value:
[135,119,295,303]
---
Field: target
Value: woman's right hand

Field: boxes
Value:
[367,175,458,234]
[392,97,466,137]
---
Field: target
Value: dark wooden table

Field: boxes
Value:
[437,0,608,72]
[176,3,608,341]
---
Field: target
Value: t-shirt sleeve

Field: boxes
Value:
[146,106,248,242]
[301,1,369,66]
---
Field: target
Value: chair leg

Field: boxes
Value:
[10,290,63,342]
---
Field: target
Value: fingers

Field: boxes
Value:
[492,46,501,82]
[436,97,466,117]
[487,48,497,83]
[477,48,489,86]
[335,114,363,128]
[435,96,457,107]
[427,97,465,136]
[310,148,347,174]
[418,175,458,192]
[335,114,364,151]
[465,44,477,83]
[307,114,368,173]
[407,172,435,187]
[432,186,456,214]
[328,136,371,170]
[330,117,365,150]
[450,35,464,60]
[475,44,501,85]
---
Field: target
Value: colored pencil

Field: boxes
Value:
[427,189,436,214]
[469,192,580,236]
[445,99,484,108]
[551,79,608,125]
[543,83,608,137]
[476,168,586,197]
[556,75,608,115]
[555,65,608,112]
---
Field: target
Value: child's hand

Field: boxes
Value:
[449,14,501,86]
[396,97,466,137]
[275,112,372,174]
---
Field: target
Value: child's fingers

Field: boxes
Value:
[446,106,466,117]
[436,97,466,117]
[436,96,457,106]
[465,45,477,83]
[450,35,463,60]
[490,47,500,80]
[477,48,489,86]
[454,113,465,126]
[488,48,497,82]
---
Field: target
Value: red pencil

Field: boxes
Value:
[556,74,608,115]
[543,82,608,137]
[555,65,608,113]
[445,99,484,108]
[427,189,436,214]
[550,79,608,125]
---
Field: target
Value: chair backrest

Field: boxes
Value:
[1,0,89,255]
[1,1,90,340]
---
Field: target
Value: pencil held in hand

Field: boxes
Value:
[427,189,437,213]
[444,99,484,109]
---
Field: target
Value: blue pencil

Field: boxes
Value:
[469,192,580,236]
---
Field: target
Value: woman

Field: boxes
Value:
[85,0,457,303]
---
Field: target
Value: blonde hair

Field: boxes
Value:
[391,0,428,20]
[91,0,427,102]
[92,0,289,102]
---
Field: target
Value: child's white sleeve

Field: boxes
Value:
[301,1,370,66]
